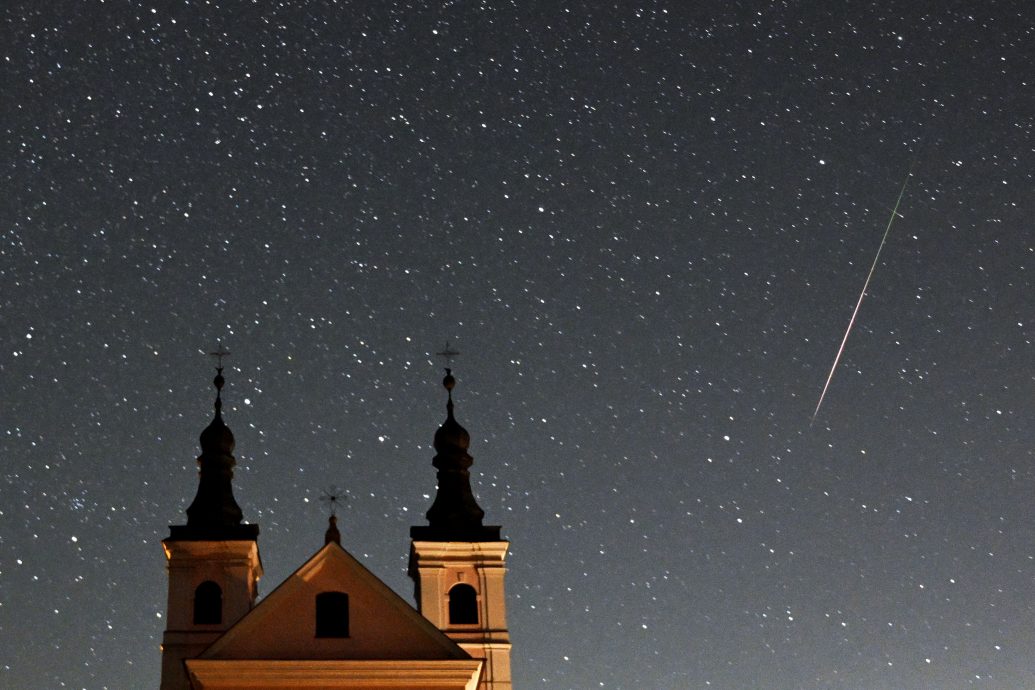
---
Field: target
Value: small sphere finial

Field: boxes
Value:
[436,342,460,408]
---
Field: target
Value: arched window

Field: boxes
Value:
[315,592,349,637]
[193,581,222,625]
[448,583,478,624]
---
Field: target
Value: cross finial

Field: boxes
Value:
[320,486,345,545]
[207,345,230,413]
[209,345,231,372]
[320,485,345,516]
[436,341,460,369]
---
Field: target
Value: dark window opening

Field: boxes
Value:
[448,583,478,624]
[193,581,222,625]
[315,591,349,637]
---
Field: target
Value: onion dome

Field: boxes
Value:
[433,369,471,453]
[170,362,256,540]
[411,368,500,542]
[198,368,235,456]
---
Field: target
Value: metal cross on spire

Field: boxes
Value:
[209,345,231,371]
[207,345,231,414]
[320,485,345,516]
[436,341,460,369]
[320,485,345,545]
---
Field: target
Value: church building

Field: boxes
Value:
[159,362,512,690]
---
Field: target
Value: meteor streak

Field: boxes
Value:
[811,164,915,425]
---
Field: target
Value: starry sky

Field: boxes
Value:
[2,1,1034,688]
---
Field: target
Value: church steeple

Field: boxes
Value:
[161,355,262,690]
[411,368,500,542]
[409,362,512,689]
[170,352,258,540]
[182,364,245,530]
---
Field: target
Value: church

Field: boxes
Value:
[159,361,512,690]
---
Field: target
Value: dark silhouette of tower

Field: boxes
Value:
[160,364,262,690]
[409,369,512,689]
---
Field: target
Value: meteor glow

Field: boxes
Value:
[811,164,915,425]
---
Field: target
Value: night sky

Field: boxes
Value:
[2,1,1034,688]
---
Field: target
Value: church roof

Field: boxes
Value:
[198,540,474,663]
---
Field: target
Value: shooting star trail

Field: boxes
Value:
[811,163,915,425]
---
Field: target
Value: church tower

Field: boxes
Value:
[409,368,512,690]
[160,361,262,690]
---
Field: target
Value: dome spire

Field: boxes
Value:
[411,348,500,542]
[444,367,456,418]
[170,348,257,540]
[437,342,460,431]
[211,348,226,420]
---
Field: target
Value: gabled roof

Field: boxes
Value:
[199,541,471,662]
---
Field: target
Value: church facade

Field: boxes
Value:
[159,364,512,690]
